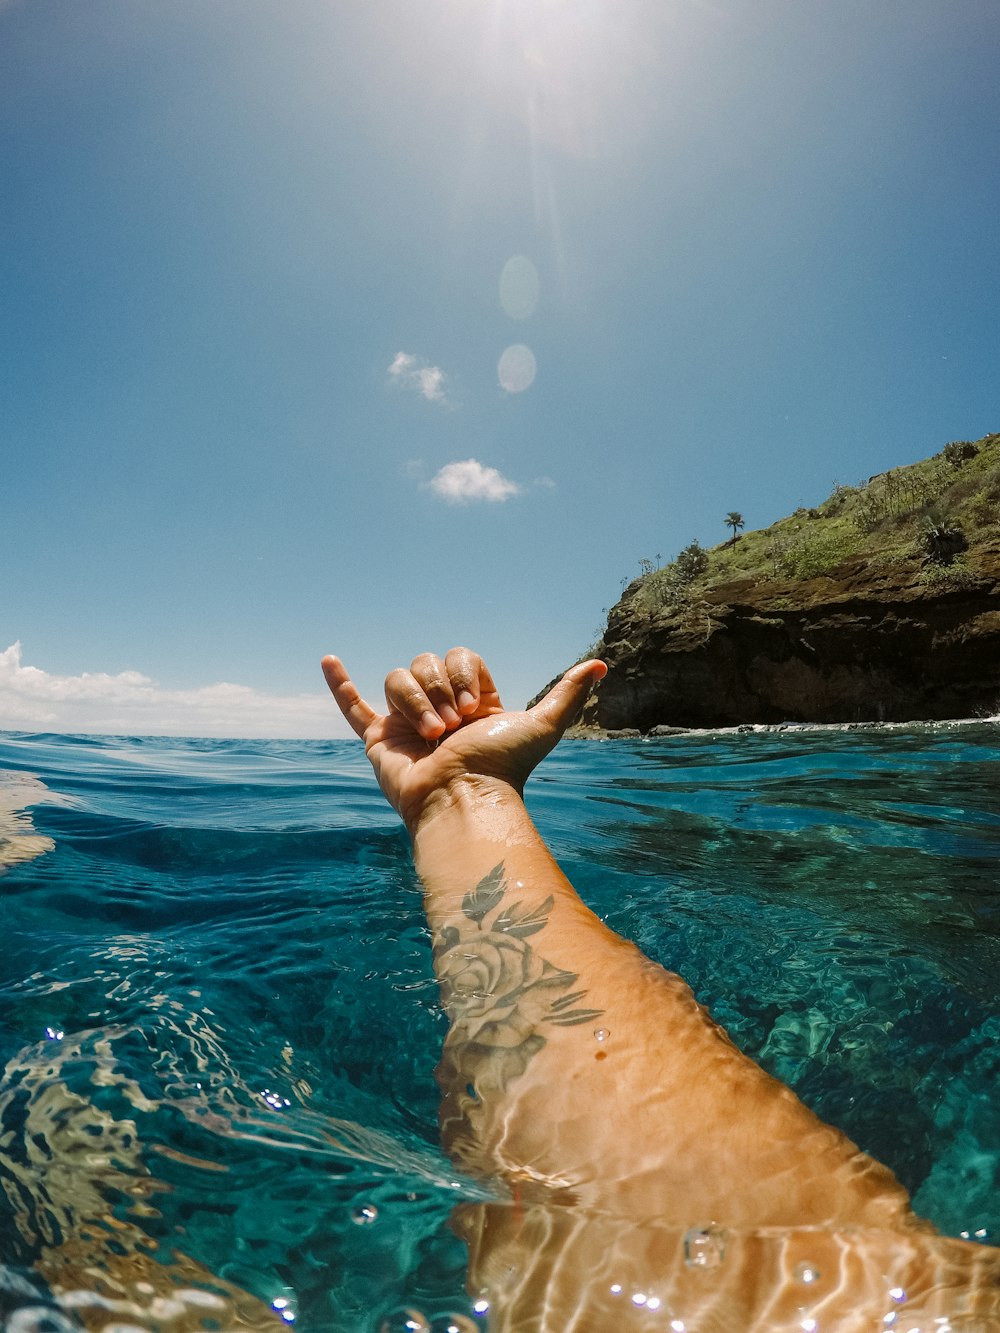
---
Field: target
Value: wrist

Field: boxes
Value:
[406,771,527,845]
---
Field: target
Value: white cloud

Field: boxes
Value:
[0,642,348,739]
[427,459,521,504]
[388,351,415,376]
[388,350,449,403]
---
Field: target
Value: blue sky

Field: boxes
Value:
[2,0,998,737]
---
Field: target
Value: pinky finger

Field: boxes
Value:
[321,656,380,739]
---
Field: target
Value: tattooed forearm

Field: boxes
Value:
[432,863,605,1114]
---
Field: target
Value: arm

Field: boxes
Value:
[322,648,918,1231]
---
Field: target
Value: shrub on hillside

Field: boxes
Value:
[633,540,710,615]
[675,539,709,582]
[919,559,980,591]
[853,466,944,533]
[769,527,863,579]
[968,490,997,529]
[943,440,979,468]
[919,512,967,566]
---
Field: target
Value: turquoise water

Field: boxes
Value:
[0,726,998,1330]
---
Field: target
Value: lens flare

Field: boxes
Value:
[498,344,537,393]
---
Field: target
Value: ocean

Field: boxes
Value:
[0,726,997,1331]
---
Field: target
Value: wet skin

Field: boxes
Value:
[324,647,1000,1331]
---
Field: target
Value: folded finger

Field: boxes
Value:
[410,653,461,729]
[445,646,502,716]
[385,667,446,740]
[321,656,380,739]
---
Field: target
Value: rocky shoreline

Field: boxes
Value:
[564,716,1000,740]
[534,540,1000,734]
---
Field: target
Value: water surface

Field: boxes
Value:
[0,726,997,1330]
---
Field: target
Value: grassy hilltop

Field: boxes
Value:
[616,430,1000,629]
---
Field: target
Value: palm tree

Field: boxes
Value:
[725,511,744,545]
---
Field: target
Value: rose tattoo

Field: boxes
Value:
[433,863,605,1147]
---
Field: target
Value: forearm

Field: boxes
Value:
[411,774,632,971]
[411,777,919,1228]
[412,775,659,1199]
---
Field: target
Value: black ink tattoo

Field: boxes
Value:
[433,863,605,1130]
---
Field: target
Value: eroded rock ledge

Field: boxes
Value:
[538,544,1000,732]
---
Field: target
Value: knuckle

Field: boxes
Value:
[386,670,428,710]
[412,654,451,695]
[446,648,475,687]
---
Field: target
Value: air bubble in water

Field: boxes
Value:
[351,1203,378,1225]
[794,1262,821,1284]
[594,1028,610,1042]
[429,1317,477,1333]
[379,1310,430,1333]
[683,1223,727,1268]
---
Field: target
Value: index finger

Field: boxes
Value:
[321,656,381,739]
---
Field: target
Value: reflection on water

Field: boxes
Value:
[454,1201,1000,1332]
[0,769,63,870]
[0,726,998,1329]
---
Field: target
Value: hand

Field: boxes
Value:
[321,648,606,834]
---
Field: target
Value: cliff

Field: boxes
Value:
[540,431,1000,731]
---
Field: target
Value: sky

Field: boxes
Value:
[2,0,998,738]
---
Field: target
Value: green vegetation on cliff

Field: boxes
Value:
[622,430,1000,625]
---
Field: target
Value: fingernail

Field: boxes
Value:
[420,711,445,737]
[457,691,476,712]
[440,705,461,727]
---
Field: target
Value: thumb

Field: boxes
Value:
[529,659,607,737]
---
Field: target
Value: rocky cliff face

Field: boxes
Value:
[570,543,1000,731]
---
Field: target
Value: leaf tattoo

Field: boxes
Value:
[461,862,505,924]
[492,895,554,938]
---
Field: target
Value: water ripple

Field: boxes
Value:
[1,727,997,1329]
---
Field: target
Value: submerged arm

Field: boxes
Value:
[414,778,922,1227]
[323,648,917,1231]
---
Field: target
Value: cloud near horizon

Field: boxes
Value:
[0,642,347,739]
[427,458,521,504]
[387,351,448,403]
